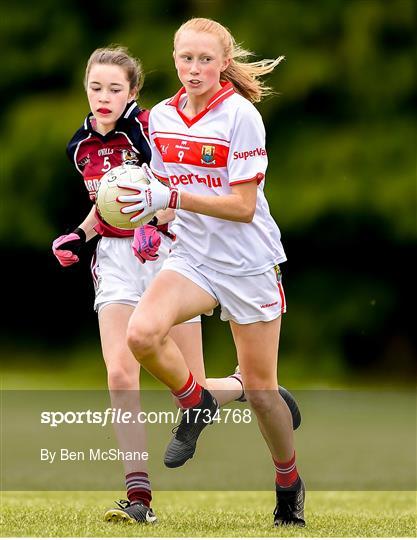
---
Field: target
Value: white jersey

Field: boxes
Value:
[149,82,286,276]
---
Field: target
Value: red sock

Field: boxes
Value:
[274,452,299,488]
[126,472,152,507]
[172,371,203,409]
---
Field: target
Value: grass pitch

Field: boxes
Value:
[1,490,415,537]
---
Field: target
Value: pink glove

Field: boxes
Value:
[52,228,86,267]
[132,224,161,264]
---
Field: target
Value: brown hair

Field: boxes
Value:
[84,45,144,97]
[174,18,283,103]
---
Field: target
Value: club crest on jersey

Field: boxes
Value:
[122,149,139,164]
[201,145,216,165]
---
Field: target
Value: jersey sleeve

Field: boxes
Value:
[227,105,268,185]
[66,127,88,176]
[149,110,169,182]
[136,109,150,138]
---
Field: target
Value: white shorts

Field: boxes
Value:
[90,236,200,323]
[161,253,287,324]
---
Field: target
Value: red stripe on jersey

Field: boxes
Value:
[151,131,230,144]
[208,85,235,109]
[229,173,265,186]
[154,137,228,168]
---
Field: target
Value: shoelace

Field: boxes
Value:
[171,412,194,441]
[170,393,217,441]
[115,499,148,510]
[115,499,131,510]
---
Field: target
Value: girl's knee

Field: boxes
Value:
[126,316,164,359]
[107,364,138,390]
[245,389,277,415]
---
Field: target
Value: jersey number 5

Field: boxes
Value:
[102,156,111,173]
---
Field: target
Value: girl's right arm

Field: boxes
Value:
[52,204,98,267]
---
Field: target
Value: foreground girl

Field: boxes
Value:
[119,19,305,527]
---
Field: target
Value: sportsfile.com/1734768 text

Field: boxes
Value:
[40,407,253,428]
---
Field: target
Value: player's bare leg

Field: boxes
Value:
[98,303,156,524]
[230,317,305,527]
[99,304,147,471]
[230,317,293,458]
[127,271,220,467]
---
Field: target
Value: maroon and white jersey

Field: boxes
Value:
[149,82,286,275]
[67,101,151,237]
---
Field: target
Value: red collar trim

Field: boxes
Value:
[167,81,235,128]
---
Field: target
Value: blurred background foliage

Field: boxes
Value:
[1,0,415,386]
